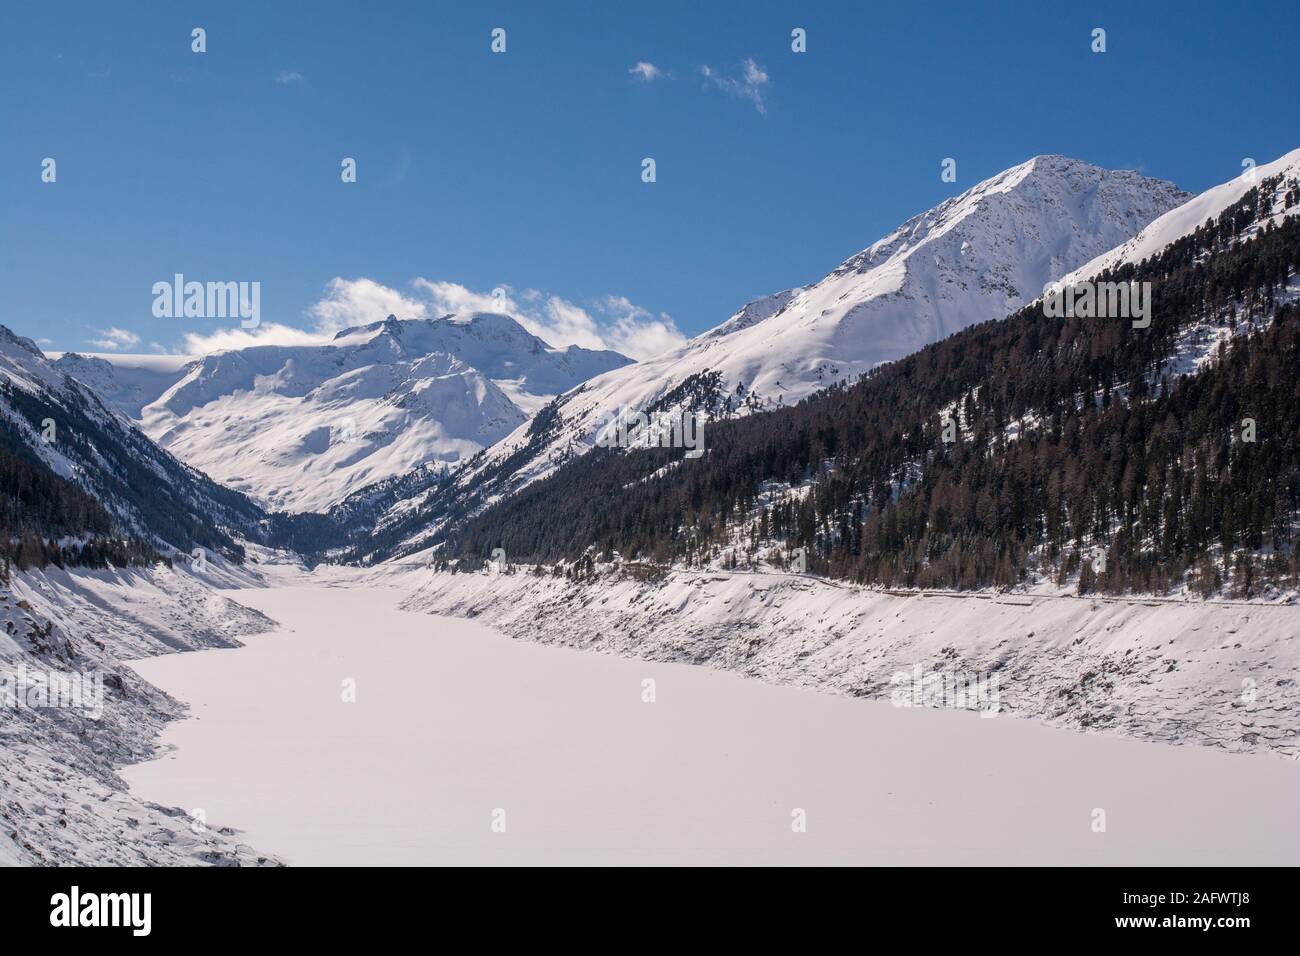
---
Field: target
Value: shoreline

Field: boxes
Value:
[402,565,1300,760]
[0,564,285,866]
[120,577,1300,865]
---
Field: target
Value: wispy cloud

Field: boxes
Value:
[628,61,663,82]
[700,58,770,113]
[275,70,304,85]
[178,323,327,354]
[309,277,426,332]
[596,294,686,360]
[177,277,425,354]
[89,327,141,351]
[414,280,685,361]
[176,277,684,362]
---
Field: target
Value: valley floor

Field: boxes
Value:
[4,561,1298,865]
[405,566,1300,759]
[0,564,283,865]
[118,574,1300,865]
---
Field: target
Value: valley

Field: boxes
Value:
[119,571,1300,865]
[51,313,631,512]
[3,146,1299,869]
[4,0,1299,920]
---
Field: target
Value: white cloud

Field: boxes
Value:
[179,322,329,354]
[275,71,304,85]
[416,278,611,352]
[537,296,610,353]
[178,277,425,354]
[628,62,662,82]
[308,276,427,335]
[700,57,770,113]
[413,279,685,361]
[176,277,684,362]
[599,295,686,359]
[89,327,141,351]
[412,279,511,318]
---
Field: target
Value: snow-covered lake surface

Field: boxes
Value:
[122,584,1300,865]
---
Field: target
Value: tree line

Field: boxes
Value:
[442,173,1300,597]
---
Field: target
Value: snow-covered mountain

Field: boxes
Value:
[55,314,630,513]
[334,154,1189,560]
[1058,147,1300,287]
[480,157,1187,474]
[0,326,265,558]
[420,147,1300,599]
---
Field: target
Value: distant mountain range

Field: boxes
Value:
[437,150,1300,594]
[28,147,1300,594]
[321,154,1193,562]
[53,314,630,513]
[0,327,266,566]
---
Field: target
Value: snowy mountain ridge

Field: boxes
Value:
[0,326,265,558]
[1058,147,1300,286]
[486,155,1187,471]
[338,153,1190,559]
[55,313,631,513]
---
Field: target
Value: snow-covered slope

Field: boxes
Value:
[0,564,283,865]
[55,314,630,513]
[488,157,1185,477]
[45,352,193,421]
[1058,147,1300,286]
[405,566,1300,761]
[0,326,264,557]
[340,155,1188,558]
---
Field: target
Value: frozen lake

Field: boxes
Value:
[122,584,1300,865]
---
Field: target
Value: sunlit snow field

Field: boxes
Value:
[122,584,1300,865]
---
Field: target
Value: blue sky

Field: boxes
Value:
[1,0,1296,357]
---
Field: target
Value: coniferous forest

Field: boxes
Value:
[0,366,260,571]
[0,440,161,573]
[441,178,1300,596]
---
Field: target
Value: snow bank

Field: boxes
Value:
[124,582,1300,864]
[402,567,1299,759]
[0,564,286,865]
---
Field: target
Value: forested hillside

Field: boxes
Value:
[441,175,1300,596]
[0,329,270,571]
[0,438,155,572]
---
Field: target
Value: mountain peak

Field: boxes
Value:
[419,152,1192,530]
[451,311,535,334]
[333,311,535,344]
[58,308,631,512]
[332,313,411,341]
[0,324,47,360]
[1060,145,1300,288]
[1019,153,1099,171]
[1002,153,1140,182]
[825,156,1187,297]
